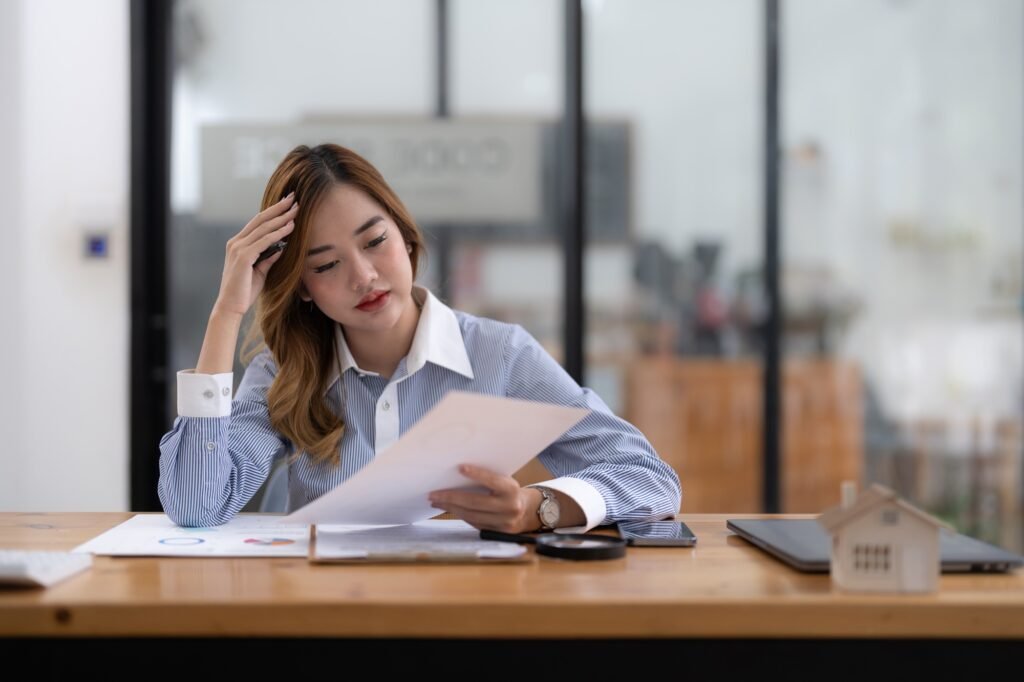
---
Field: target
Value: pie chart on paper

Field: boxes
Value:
[243,537,296,546]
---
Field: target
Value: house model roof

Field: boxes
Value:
[818,483,954,533]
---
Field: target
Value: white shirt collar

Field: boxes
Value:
[326,286,474,392]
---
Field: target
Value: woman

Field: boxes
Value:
[158,144,681,531]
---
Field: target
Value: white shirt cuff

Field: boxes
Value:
[529,477,607,533]
[177,370,234,417]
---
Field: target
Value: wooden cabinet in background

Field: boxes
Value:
[626,357,863,514]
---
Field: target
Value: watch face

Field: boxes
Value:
[540,499,560,527]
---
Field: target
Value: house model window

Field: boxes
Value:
[853,544,891,573]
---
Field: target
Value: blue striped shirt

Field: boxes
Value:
[158,287,682,528]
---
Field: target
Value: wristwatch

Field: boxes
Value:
[535,486,561,530]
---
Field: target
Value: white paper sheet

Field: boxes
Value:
[70,513,311,557]
[282,391,589,525]
[313,519,527,561]
[69,514,526,562]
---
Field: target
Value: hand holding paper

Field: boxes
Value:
[428,463,542,533]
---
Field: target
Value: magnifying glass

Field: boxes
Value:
[480,529,626,561]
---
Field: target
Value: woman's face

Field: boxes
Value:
[299,183,416,337]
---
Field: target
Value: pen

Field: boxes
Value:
[254,240,287,266]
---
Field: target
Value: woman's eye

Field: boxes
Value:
[313,260,339,274]
[367,233,388,249]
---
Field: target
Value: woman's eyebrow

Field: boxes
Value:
[306,216,386,257]
[306,244,333,257]
[353,215,384,236]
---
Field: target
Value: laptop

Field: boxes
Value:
[727,518,1024,573]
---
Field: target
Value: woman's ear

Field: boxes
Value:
[406,242,413,254]
[298,283,313,302]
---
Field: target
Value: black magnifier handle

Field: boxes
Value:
[479,529,539,544]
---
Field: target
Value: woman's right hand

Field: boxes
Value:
[213,192,299,317]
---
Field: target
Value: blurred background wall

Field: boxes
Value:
[0,0,1020,552]
[0,0,129,512]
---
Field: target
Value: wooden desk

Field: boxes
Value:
[2,512,1022,640]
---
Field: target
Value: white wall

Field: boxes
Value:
[785,0,1023,424]
[451,0,562,116]
[786,0,1023,321]
[0,0,129,511]
[586,0,762,275]
[172,0,435,213]
[0,0,25,508]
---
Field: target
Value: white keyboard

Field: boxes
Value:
[0,549,93,588]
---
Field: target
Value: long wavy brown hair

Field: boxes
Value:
[243,144,424,467]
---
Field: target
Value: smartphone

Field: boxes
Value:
[254,240,287,266]
[617,520,697,547]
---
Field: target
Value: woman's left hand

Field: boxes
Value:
[428,464,541,533]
